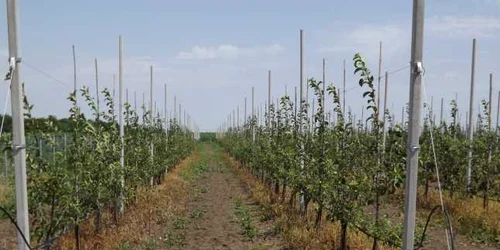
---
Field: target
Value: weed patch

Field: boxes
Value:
[173,215,188,230]
[190,208,206,219]
[163,231,186,247]
[234,198,257,239]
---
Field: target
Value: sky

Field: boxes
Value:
[1,0,500,132]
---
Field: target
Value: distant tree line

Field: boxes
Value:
[200,132,216,142]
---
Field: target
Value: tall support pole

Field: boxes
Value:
[440,98,444,124]
[164,84,167,133]
[377,41,383,121]
[142,93,145,110]
[294,86,298,118]
[431,96,434,123]
[382,71,389,152]
[343,59,346,116]
[466,38,477,193]
[487,74,493,204]
[150,66,153,122]
[233,109,236,129]
[496,91,500,133]
[299,29,306,214]
[319,58,326,227]
[149,65,154,186]
[237,105,240,129]
[311,98,315,132]
[134,92,137,112]
[6,0,30,248]
[263,103,266,127]
[466,111,469,134]
[252,87,255,143]
[113,75,116,118]
[489,74,493,131]
[402,106,405,127]
[72,45,77,101]
[244,97,247,125]
[260,103,263,126]
[402,0,425,249]
[95,59,100,120]
[126,89,129,124]
[322,58,326,122]
[174,96,177,122]
[268,70,272,128]
[118,35,125,215]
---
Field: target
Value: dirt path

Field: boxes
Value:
[172,144,282,250]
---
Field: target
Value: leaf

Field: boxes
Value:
[359,79,365,87]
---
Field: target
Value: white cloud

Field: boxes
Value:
[427,16,500,38]
[317,23,410,65]
[177,44,285,60]
[346,25,405,50]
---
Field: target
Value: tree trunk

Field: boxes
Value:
[95,208,102,233]
[315,205,323,229]
[302,196,311,218]
[372,192,380,250]
[483,178,489,210]
[289,189,297,208]
[281,183,286,201]
[74,225,81,250]
[339,220,348,250]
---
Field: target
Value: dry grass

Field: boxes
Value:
[417,188,500,246]
[0,178,16,250]
[55,150,200,250]
[223,154,398,250]
[0,178,13,206]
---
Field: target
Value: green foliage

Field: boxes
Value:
[200,132,216,142]
[218,52,500,248]
[17,85,195,244]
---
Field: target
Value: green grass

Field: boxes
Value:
[143,237,159,250]
[120,236,174,250]
[233,198,257,239]
[163,231,186,247]
[173,215,187,229]
[179,161,209,182]
[190,208,206,219]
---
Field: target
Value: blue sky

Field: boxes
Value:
[1,0,500,131]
